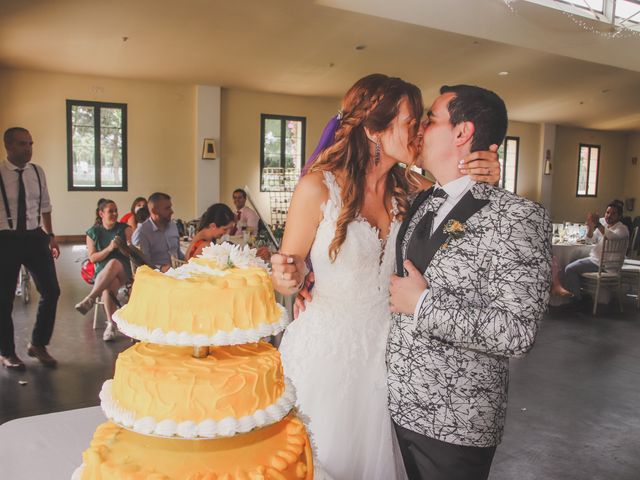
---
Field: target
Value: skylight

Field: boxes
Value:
[513,0,640,30]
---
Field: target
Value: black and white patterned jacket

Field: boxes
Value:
[387,182,552,447]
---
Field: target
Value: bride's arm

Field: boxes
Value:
[271,172,327,295]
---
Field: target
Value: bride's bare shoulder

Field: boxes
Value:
[294,171,330,203]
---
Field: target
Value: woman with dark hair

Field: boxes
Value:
[120,196,147,230]
[184,203,235,260]
[270,74,501,478]
[76,199,132,341]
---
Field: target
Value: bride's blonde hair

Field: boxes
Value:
[310,74,423,261]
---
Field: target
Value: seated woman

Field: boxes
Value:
[75,199,133,341]
[185,204,235,260]
[120,196,147,231]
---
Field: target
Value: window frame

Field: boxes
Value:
[259,113,306,192]
[498,135,520,193]
[576,143,600,198]
[66,99,128,192]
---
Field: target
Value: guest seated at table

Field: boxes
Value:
[185,203,235,260]
[119,196,147,231]
[554,201,629,299]
[230,188,259,234]
[132,192,184,272]
[75,199,133,341]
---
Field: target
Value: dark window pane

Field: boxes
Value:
[68,101,126,190]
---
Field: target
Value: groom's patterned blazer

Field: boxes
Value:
[387,182,552,448]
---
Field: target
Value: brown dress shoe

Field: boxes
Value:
[0,354,26,370]
[27,344,58,367]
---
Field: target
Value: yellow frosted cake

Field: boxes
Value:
[75,415,313,480]
[113,244,289,346]
[100,341,295,438]
[76,244,324,480]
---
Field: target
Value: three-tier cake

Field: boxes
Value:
[73,243,317,480]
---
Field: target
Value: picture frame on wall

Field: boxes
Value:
[202,138,217,159]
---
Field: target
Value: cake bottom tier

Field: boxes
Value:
[77,413,313,480]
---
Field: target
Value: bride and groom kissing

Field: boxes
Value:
[271,74,552,480]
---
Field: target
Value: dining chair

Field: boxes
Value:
[580,236,628,315]
[92,257,142,330]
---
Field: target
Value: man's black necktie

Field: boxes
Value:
[420,187,448,239]
[17,168,26,232]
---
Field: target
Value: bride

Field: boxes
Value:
[271,74,500,479]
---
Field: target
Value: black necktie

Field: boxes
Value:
[420,187,448,239]
[16,169,26,232]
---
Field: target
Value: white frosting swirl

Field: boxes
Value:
[113,303,289,347]
[100,377,297,439]
[200,243,269,270]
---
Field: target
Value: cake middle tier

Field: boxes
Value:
[101,342,296,439]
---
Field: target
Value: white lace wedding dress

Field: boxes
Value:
[279,172,406,480]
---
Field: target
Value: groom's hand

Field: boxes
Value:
[389,260,428,315]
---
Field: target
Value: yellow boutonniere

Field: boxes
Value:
[442,219,466,249]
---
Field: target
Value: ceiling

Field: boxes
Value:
[1,0,639,131]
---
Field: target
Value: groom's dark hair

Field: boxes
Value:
[440,85,508,152]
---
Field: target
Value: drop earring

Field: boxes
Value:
[374,139,381,166]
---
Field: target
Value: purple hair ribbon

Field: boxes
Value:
[300,111,342,177]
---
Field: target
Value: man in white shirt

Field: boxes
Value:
[231,188,259,234]
[561,202,629,299]
[0,127,60,369]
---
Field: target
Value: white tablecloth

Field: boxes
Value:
[553,243,596,283]
[0,406,103,480]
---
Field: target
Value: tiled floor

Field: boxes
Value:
[1,245,639,479]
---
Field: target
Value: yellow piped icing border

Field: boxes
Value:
[112,303,289,346]
[99,377,297,439]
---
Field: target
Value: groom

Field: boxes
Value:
[388,85,551,480]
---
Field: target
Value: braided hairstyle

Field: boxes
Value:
[310,74,423,261]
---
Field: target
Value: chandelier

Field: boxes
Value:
[503,0,640,37]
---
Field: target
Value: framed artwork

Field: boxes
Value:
[202,138,217,159]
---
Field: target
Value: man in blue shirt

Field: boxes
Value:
[132,192,183,271]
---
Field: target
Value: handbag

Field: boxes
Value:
[80,258,95,285]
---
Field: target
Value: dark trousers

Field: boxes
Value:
[394,421,496,480]
[0,228,60,356]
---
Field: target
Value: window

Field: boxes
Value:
[577,144,600,197]
[497,136,519,193]
[260,114,305,192]
[66,100,127,191]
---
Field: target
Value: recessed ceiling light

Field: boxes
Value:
[498,71,509,76]
[355,45,367,50]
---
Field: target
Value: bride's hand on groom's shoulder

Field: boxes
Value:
[389,260,428,315]
[459,144,501,184]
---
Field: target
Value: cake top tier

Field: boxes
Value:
[113,243,288,346]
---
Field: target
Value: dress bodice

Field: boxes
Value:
[309,171,400,303]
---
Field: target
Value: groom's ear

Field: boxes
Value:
[454,121,475,147]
